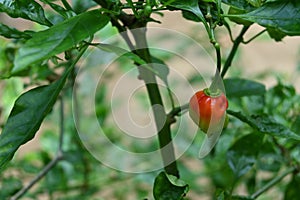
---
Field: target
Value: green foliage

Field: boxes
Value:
[153,172,188,200]
[13,10,109,74]
[237,1,300,36]
[0,0,52,26]
[0,69,71,171]
[224,78,266,98]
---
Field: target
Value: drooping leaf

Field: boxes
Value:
[13,10,110,74]
[227,110,300,140]
[227,133,263,178]
[224,78,266,98]
[95,43,167,79]
[232,1,300,36]
[153,172,189,200]
[0,0,52,26]
[0,68,71,171]
[0,23,33,39]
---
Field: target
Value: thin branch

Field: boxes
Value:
[250,167,296,199]
[168,103,189,118]
[10,154,63,200]
[243,29,267,44]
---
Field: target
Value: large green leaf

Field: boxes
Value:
[13,10,110,74]
[153,172,189,200]
[227,110,300,140]
[0,23,32,39]
[233,1,300,35]
[227,133,263,178]
[224,78,266,98]
[0,69,71,171]
[0,0,52,26]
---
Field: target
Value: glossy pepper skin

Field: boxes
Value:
[189,89,228,133]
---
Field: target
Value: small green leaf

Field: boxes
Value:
[267,27,287,41]
[0,23,32,39]
[227,133,263,178]
[224,78,266,98]
[0,69,71,171]
[233,1,300,36]
[0,0,52,26]
[227,110,300,140]
[162,0,208,30]
[153,172,189,200]
[13,10,110,74]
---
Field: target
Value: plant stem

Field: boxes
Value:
[131,28,179,177]
[221,25,250,78]
[250,167,296,199]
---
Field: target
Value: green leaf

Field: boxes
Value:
[227,133,263,178]
[0,23,32,39]
[72,0,98,14]
[267,27,287,41]
[0,0,52,26]
[233,1,300,36]
[13,10,110,74]
[284,175,300,200]
[227,6,253,26]
[95,43,166,79]
[95,43,146,65]
[227,110,300,140]
[257,140,282,172]
[40,0,76,19]
[224,78,266,98]
[0,69,71,171]
[0,177,22,198]
[222,0,256,11]
[162,0,208,30]
[153,172,189,200]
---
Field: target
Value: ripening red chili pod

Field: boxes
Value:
[189,88,228,133]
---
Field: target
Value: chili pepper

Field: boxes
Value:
[189,88,228,133]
